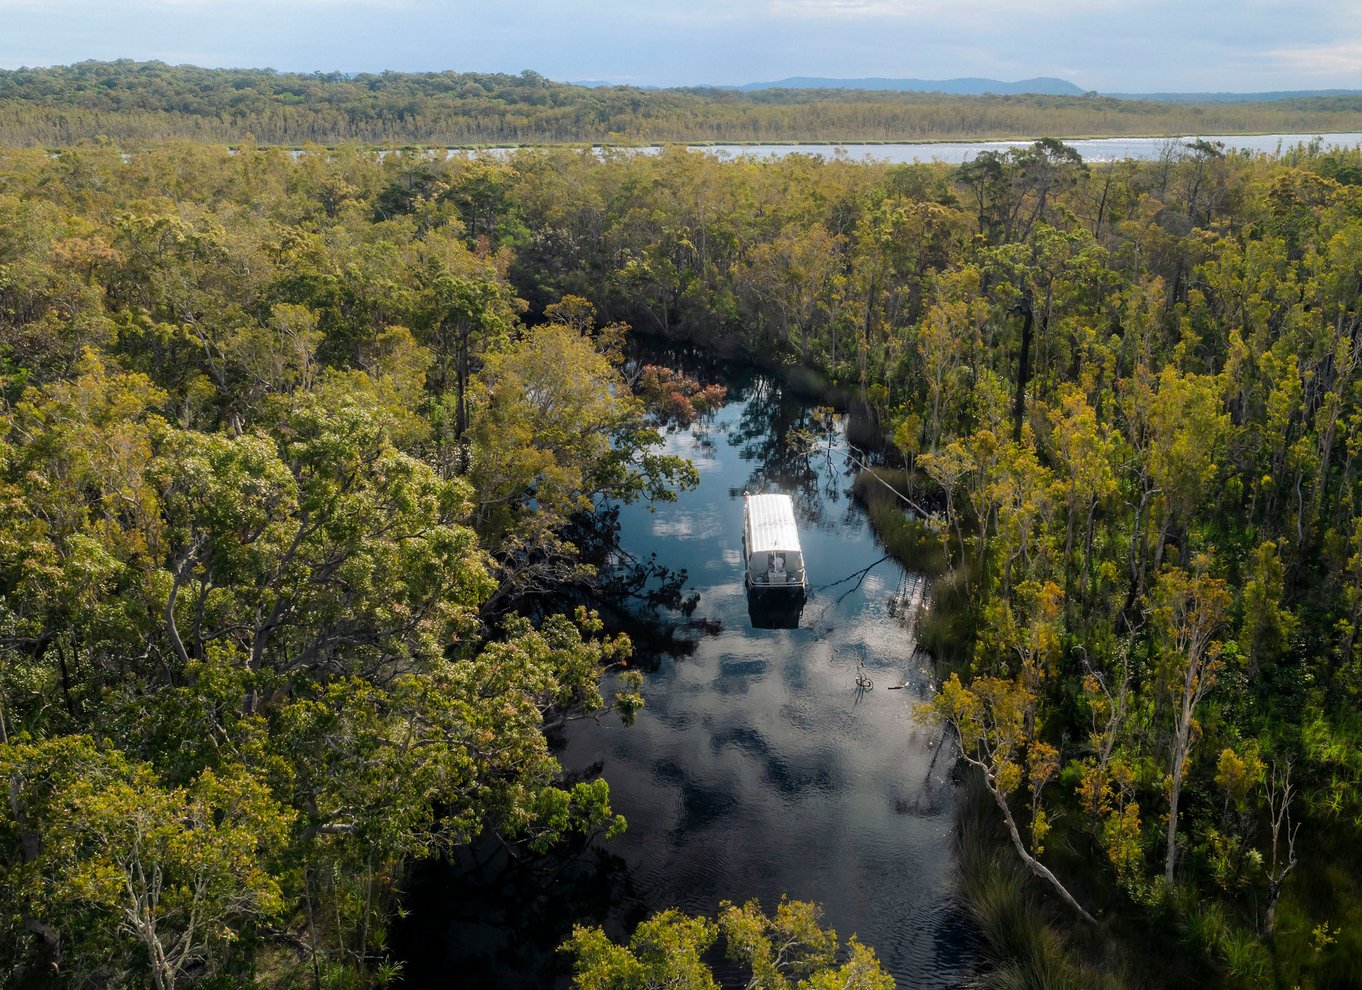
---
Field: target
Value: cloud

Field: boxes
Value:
[767,0,1133,18]
[768,0,926,17]
[1262,38,1362,77]
[0,0,407,8]
[1,0,1359,91]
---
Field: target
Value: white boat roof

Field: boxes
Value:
[745,493,802,554]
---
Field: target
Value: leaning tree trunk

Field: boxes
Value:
[970,759,1095,925]
[1012,299,1034,444]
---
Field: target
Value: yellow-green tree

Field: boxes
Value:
[565,898,892,990]
[1151,562,1233,887]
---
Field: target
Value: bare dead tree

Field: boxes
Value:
[1263,758,1300,936]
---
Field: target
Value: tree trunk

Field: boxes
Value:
[1265,878,1283,936]
[1093,171,1112,240]
[985,766,1097,925]
[1081,496,1099,600]
[1164,678,1196,886]
[1164,765,1184,888]
[1013,300,1034,444]
[54,639,76,719]
[455,328,469,440]
[8,776,40,862]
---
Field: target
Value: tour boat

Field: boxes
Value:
[741,492,807,593]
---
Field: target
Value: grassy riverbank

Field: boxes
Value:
[849,469,947,575]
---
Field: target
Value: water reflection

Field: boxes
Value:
[557,362,973,988]
[690,133,1362,164]
[395,355,974,988]
[747,587,806,628]
[727,379,849,529]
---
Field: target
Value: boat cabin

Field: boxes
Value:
[742,493,807,592]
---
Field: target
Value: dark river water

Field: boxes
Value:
[395,360,974,987]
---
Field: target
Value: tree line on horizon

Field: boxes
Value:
[1,60,1362,147]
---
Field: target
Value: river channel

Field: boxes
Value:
[396,356,973,987]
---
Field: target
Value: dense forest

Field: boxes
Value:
[3,131,1362,989]
[3,61,1362,146]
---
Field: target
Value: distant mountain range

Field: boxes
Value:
[734,76,1084,95]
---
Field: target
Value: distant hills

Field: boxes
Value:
[736,76,1085,96]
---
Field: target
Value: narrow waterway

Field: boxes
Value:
[396,357,973,987]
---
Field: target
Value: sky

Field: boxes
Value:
[2,0,1361,93]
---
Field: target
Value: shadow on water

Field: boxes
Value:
[395,833,641,989]
[746,587,806,629]
[393,343,977,988]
